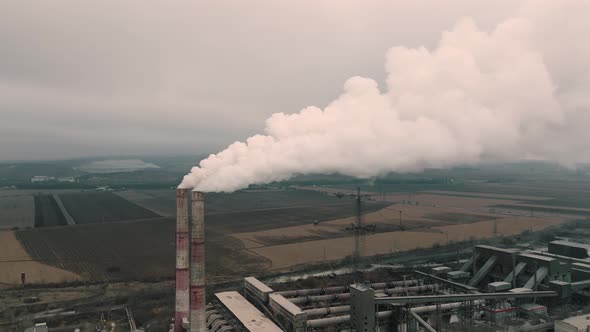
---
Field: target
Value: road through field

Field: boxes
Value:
[0,230,80,286]
[53,194,76,225]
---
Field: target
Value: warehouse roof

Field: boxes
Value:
[216,291,282,332]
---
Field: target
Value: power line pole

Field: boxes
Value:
[351,187,375,271]
[353,187,362,270]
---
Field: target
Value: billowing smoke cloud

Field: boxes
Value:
[181,1,590,192]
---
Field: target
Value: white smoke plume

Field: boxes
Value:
[181,1,590,192]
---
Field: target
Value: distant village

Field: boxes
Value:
[30,176,77,183]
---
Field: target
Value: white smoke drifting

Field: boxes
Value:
[181,1,590,192]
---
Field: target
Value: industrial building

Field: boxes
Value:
[174,190,590,332]
[199,242,590,331]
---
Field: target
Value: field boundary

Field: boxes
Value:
[53,194,76,225]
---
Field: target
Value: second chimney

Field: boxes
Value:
[190,191,206,332]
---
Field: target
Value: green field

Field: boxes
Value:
[59,192,160,224]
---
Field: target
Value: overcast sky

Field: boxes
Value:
[1,1,525,161]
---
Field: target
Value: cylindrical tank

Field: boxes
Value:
[190,191,206,332]
[175,188,190,332]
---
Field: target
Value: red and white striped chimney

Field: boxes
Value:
[175,189,190,332]
[190,191,206,332]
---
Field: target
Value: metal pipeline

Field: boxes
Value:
[410,300,484,314]
[303,287,469,319]
[276,286,347,297]
[306,300,485,328]
[304,305,350,317]
[381,284,440,296]
[277,279,418,298]
[292,284,435,305]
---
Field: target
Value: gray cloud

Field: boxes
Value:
[2,1,524,160]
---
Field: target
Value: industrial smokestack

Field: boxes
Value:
[190,191,206,332]
[175,189,190,332]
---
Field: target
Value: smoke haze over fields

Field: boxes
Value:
[181,1,590,192]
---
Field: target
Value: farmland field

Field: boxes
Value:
[205,201,389,233]
[118,188,367,215]
[0,230,79,286]
[118,188,388,232]
[34,193,67,227]
[425,212,492,224]
[2,185,582,284]
[229,187,575,270]
[14,218,268,282]
[59,192,160,224]
[11,189,388,282]
[0,194,34,229]
[248,216,565,270]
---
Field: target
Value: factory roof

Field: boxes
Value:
[561,313,590,329]
[519,253,555,262]
[216,291,282,332]
[476,245,517,255]
[269,293,304,316]
[245,276,273,293]
[520,303,546,311]
[551,240,590,250]
[24,324,48,332]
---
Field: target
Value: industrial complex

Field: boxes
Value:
[174,189,590,332]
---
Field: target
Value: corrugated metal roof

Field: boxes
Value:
[216,291,282,332]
